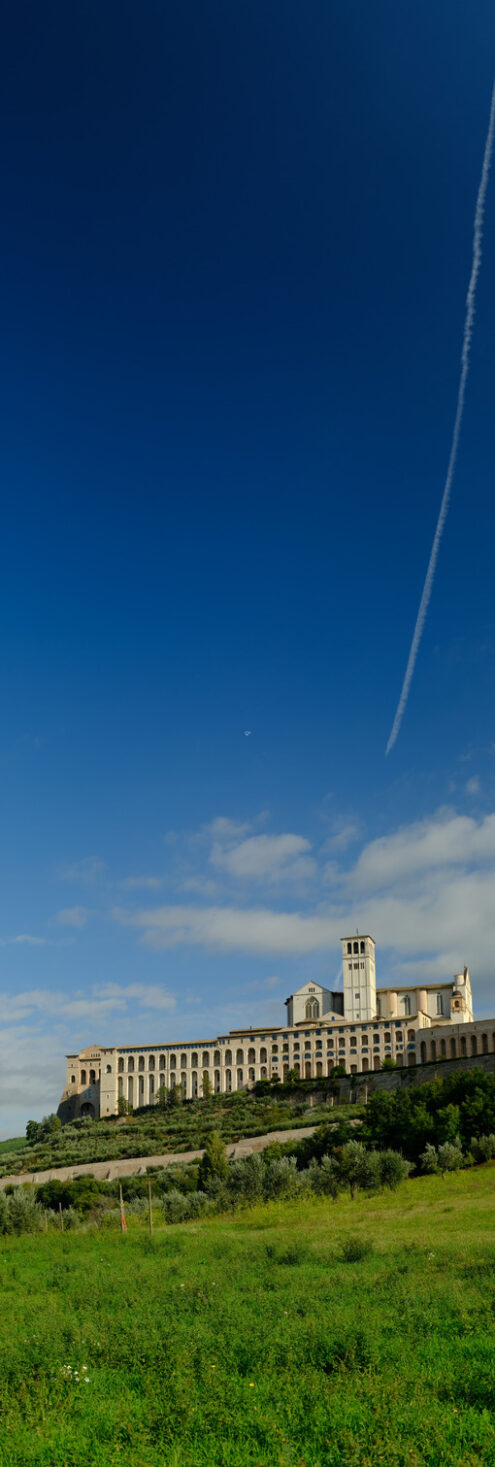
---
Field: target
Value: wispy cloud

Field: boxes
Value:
[58,856,106,885]
[117,875,164,891]
[55,906,91,928]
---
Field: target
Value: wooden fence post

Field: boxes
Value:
[59,1202,64,1232]
[148,1179,153,1236]
[119,1185,127,1234]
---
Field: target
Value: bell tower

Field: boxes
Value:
[341,934,376,1021]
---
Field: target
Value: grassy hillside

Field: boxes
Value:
[0,1167,494,1465]
[1,1089,361,1178]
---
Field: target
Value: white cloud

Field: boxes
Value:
[348,810,495,892]
[466,777,481,795]
[8,935,46,947]
[113,902,340,955]
[55,906,90,928]
[210,832,316,884]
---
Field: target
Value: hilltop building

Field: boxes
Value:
[57,934,482,1121]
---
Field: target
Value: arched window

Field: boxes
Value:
[248,1048,256,1064]
[128,1057,134,1072]
[430,1040,436,1061]
[384,1032,391,1043]
[407,1029,415,1043]
[236,1049,244,1065]
[402,995,411,1016]
[260,1047,267,1063]
[71,1074,76,1084]
[89,1069,96,1084]
[225,1069,232,1092]
[169,1054,176,1069]
[159,1054,166,1069]
[260,1065,267,1079]
[202,1051,210,1067]
[249,1067,255,1082]
[80,1069,87,1084]
[181,1054,187,1069]
[106,1064,111,1074]
[294,1062,300,1076]
[440,1038,446,1058]
[225,1050,232,1066]
[305,1061,312,1078]
[149,1055,155,1070]
[118,1058,124,1073]
[214,1069,220,1092]
[482,1033,488,1054]
[305,998,319,1020]
[353,941,359,954]
[450,1037,457,1058]
[316,1061,323,1076]
[347,942,352,953]
[237,1068,243,1085]
[181,1072,187,1092]
[128,1076,133,1101]
[191,1071,198,1097]
[376,998,381,1017]
[138,1056,145,1071]
[139,1075,144,1098]
[149,1075,154,1095]
[191,1052,198,1068]
[214,1051,221,1066]
[272,1044,278,1055]
[436,994,443,1016]
[460,1035,467,1056]
[360,940,365,953]
[118,1075,123,1096]
[420,1041,427,1063]
[471,1035,478,1056]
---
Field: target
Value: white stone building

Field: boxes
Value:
[58,934,477,1120]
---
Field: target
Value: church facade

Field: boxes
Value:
[58,933,478,1121]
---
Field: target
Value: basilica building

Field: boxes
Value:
[58,933,480,1121]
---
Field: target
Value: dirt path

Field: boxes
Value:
[0,1126,318,1190]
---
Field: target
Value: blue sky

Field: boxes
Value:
[1,1,495,1133]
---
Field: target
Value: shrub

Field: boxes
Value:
[378,1150,412,1189]
[419,1143,439,1174]
[470,1133,495,1162]
[438,1138,463,1174]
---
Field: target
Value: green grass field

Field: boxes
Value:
[1,1166,495,1466]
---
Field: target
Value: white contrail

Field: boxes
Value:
[386,78,495,756]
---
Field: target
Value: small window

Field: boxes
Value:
[71,1074,76,1084]
[106,1064,111,1074]
[376,998,381,1017]
[169,1054,176,1069]
[347,942,352,954]
[118,1058,124,1073]
[80,1069,87,1084]
[360,940,365,953]
[436,994,443,1016]
[353,941,359,954]
[202,1051,210,1067]
[138,1056,145,1072]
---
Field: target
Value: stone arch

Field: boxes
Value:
[260,1047,267,1064]
[237,1068,243,1086]
[118,1058,124,1073]
[225,1050,232,1066]
[305,1061,312,1079]
[440,1038,446,1058]
[191,1070,198,1097]
[471,1034,478,1056]
[149,1055,155,1069]
[430,1040,436,1061]
[225,1068,232,1092]
[181,1071,187,1094]
[89,1069,96,1085]
[236,1049,244,1065]
[159,1054,166,1069]
[407,1051,416,1066]
[362,1056,369,1071]
[482,1033,489,1054]
[248,1048,256,1064]
[169,1054,176,1069]
[202,1051,210,1067]
[118,1075,123,1097]
[80,1101,95,1118]
[128,1076,133,1104]
[407,1029,415,1043]
[191,1053,198,1068]
[420,1041,427,1063]
[249,1067,255,1082]
[214,1051,221,1067]
[214,1069,221,1093]
[181,1054,187,1069]
[450,1038,457,1058]
[128,1057,134,1073]
[260,1065,267,1079]
[460,1035,467,1056]
[138,1056,145,1072]
[316,1061,323,1077]
[80,1069,87,1084]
